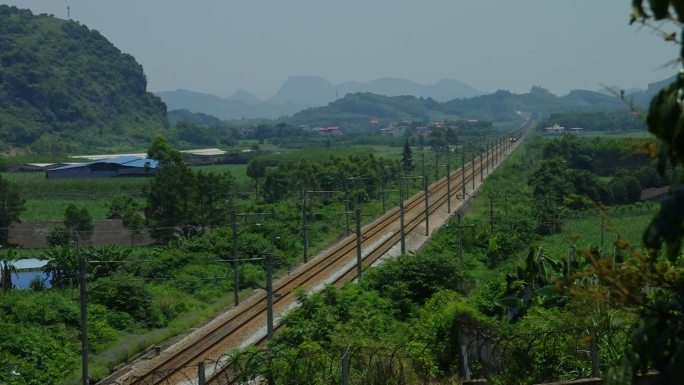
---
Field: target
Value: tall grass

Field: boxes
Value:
[2,172,150,195]
[538,212,655,259]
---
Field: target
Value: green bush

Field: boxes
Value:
[360,251,463,317]
[412,290,491,375]
[89,274,165,328]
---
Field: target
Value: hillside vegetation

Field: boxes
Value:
[0,5,169,154]
[287,87,629,132]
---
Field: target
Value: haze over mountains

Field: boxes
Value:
[1,4,668,155]
[156,76,483,120]
[158,73,667,122]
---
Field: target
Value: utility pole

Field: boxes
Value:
[266,253,274,342]
[480,151,484,182]
[493,137,497,165]
[446,149,451,213]
[355,206,363,277]
[422,152,429,235]
[231,210,239,306]
[461,154,466,199]
[486,141,490,174]
[504,192,508,218]
[494,137,498,163]
[381,178,386,213]
[489,194,494,234]
[399,183,405,254]
[454,215,475,265]
[302,191,308,263]
[341,348,350,385]
[471,153,475,190]
[457,214,463,264]
[230,211,270,307]
[498,137,502,163]
[78,254,89,385]
[600,216,605,252]
[344,197,351,237]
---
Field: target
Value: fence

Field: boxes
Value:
[558,202,659,221]
[103,323,631,385]
[105,345,423,385]
[461,323,631,383]
[8,219,155,248]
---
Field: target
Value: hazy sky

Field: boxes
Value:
[2,1,678,98]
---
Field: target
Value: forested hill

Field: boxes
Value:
[0,6,169,154]
[287,86,628,130]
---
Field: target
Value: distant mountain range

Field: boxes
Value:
[284,86,633,131]
[598,76,675,107]
[156,76,484,120]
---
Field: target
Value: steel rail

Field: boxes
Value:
[124,138,518,385]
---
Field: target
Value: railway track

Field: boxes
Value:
[114,131,523,385]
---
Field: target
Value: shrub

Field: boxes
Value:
[90,274,165,328]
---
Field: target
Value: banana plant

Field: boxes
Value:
[1,249,18,290]
[497,247,571,321]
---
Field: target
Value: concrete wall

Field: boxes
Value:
[9,219,154,248]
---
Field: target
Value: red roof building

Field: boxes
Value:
[316,126,342,135]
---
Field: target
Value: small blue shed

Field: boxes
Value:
[7,258,51,289]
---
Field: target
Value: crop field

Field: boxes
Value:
[1,172,150,195]
[538,211,656,259]
[574,130,652,138]
[259,145,402,162]
[2,145,407,221]
[23,198,107,221]
[193,164,250,186]
[540,130,652,140]
[0,172,150,220]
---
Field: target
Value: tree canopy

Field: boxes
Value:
[0,5,169,154]
[0,175,24,245]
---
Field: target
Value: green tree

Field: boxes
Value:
[401,137,413,175]
[90,273,164,327]
[46,225,70,247]
[194,170,234,227]
[145,157,195,241]
[1,257,14,291]
[108,196,144,232]
[147,135,183,165]
[621,175,642,202]
[145,138,233,241]
[609,178,628,204]
[0,175,24,245]
[246,158,267,199]
[44,246,78,288]
[145,136,195,241]
[64,204,94,243]
[594,3,684,384]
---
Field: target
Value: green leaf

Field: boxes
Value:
[672,1,684,21]
[488,236,498,253]
[495,297,524,309]
[649,0,670,19]
[536,285,562,298]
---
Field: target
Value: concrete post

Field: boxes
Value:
[79,256,89,385]
[266,253,274,342]
[356,206,362,277]
[400,184,405,254]
[231,210,239,306]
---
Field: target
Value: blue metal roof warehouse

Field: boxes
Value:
[46,156,159,179]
